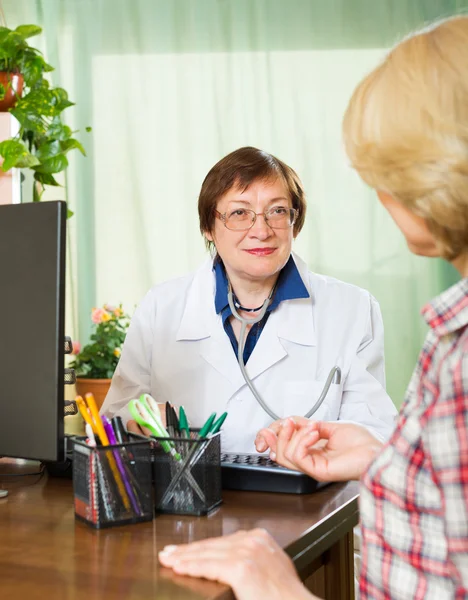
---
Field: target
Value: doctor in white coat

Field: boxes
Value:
[101,147,397,452]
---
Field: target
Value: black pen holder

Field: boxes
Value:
[151,431,222,516]
[72,437,154,528]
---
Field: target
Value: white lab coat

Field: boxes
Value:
[101,253,397,453]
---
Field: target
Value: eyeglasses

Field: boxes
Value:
[215,207,298,231]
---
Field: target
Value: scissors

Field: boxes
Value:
[128,394,181,460]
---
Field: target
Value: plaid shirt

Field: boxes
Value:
[360,277,468,599]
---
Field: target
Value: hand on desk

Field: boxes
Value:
[159,529,316,600]
[262,419,383,482]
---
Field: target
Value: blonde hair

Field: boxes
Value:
[343,15,468,260]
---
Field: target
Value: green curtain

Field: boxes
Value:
[4,0,463,407]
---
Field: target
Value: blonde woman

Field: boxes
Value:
[159,15,468,600]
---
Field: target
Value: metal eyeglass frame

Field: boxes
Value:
[215,207,298,231]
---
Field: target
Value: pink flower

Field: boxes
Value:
[104,304,116,313]
[91,308,105,324]
[72,340,81,355]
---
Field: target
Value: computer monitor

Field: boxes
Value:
[0,201,66,462]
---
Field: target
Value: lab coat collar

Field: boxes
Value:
[275,253,316,347]
[214,254,310,316]
[244,255,316,383]
[176,254,315,387]
[176,257,217,341]
[176,253,316,347]
[176,257,245,389]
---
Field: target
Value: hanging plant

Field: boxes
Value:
[0,24,90,215]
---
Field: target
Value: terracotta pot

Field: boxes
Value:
[75,378,112,410]
[0,72,24,112]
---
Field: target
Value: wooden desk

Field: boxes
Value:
[0,459,359,600]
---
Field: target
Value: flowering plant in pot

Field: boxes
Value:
[0,24,89,213]
[70,304,130,409]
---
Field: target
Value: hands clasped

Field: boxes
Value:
[255,417,383,482]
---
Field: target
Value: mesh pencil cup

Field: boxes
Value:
[151,430,222,516]
[72,436,153,528]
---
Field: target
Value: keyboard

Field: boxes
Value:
[221,453,328,494]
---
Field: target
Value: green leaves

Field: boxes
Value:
[14,25,42,39]
[48,118,72,141]
[20,52,49,87]
[34,171,60,186]
[61,138,86,156]
[34,139,61,160]
[10,106,46,135]
[50,87,74,111]
[0,23,90,215]
[0,140,39,170]
[34,154,68,174]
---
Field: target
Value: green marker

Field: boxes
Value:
[179,406,190,439]
[210,412,228,435]
[197,412,217,439]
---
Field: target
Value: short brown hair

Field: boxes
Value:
[198,146,306,251]
[342,16,468,260]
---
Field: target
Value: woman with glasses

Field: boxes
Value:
[159,15,468,600]
[101,146,396,451]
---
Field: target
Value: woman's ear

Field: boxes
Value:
[204,230,214,243]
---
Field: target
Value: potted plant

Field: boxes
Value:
[0,24,89,213]
[70,305,130,409]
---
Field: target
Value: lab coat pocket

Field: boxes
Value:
[283,380,343,421]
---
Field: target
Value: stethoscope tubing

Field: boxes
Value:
[227,287,341,421]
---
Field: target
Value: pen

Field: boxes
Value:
[95,449,116,522]
[76,395,98,434]
[85,423,96,447]
[84,422,99,522]
[85,393,131,511]
[179,406,190,439]
[102,416,142,516]
[111,416,129,444]
[129,396,206,503]
[180,412,227,473]
[111,415,134,460]
[170,404,180,435]
[165,402,174,437]
[197,412,217,440]
[160,412,218,505]
[209,412,228,435]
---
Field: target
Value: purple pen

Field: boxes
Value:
[102,415,142,516]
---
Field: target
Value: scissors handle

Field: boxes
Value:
[128,399,181,460]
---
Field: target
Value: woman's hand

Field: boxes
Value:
[126,402,167,436]
[255,416,310,453]
[273,419,383,482]
[159,529,317,600]
[126,420,153,436]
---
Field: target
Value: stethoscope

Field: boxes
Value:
[227,281,341,421]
